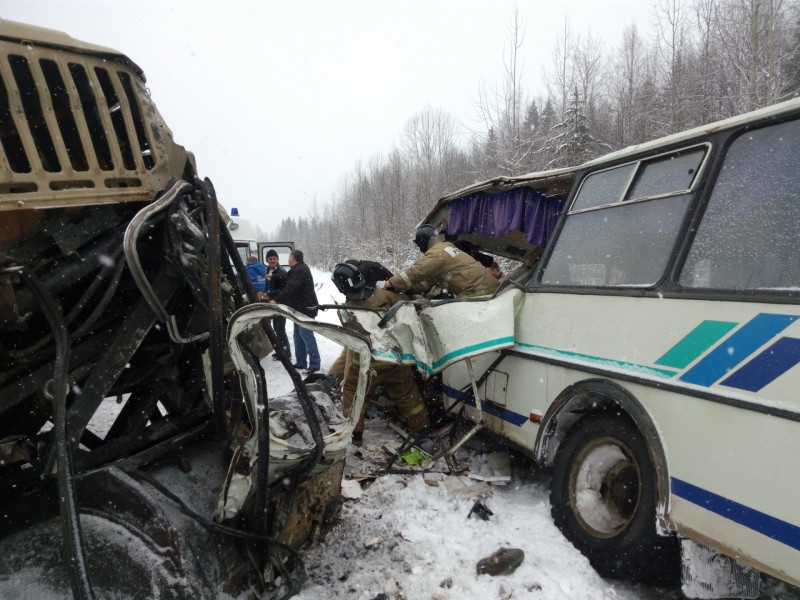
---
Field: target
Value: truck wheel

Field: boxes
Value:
[550,414,679,583]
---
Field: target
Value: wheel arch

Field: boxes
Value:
[535,378,673,533]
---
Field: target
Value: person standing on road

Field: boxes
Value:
[263,249,290,360]
[244,255,267,293]
[269,249,320,374]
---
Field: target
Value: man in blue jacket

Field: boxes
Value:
[244,255,267,293]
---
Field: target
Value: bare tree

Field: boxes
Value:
[402,106,460,217]
[473,4,532,175]
[546,17,578,119]
[609,24,647,147]
[654,0,690,133]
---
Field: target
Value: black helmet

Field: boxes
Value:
[414,224,438,252]
[332,263,372,300]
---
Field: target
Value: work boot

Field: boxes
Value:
[415,437,438,455]
[351,432,363,447]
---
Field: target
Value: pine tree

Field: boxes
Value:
[542,88,610,168]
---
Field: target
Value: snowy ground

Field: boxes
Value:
[272,269,800,600]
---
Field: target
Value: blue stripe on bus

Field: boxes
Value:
[442,384,528,426]
[679,313,799,386]
[721,337,800,392]
[671,477,800,551]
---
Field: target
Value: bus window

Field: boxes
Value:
[680,119,800,291]
[541,195,691,286]
[571,163,635,211]
[541,147,705,287]
[627,148,704,200]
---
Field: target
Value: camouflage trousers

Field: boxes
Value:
[340,349,429,435]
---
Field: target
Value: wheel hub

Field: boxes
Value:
[569,437,641,539]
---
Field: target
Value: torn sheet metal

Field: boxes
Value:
[215,303,373,521]
[350,288,523,377]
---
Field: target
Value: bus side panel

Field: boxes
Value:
[512,292,800,586]
[441,352,547,448]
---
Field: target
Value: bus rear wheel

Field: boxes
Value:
[549,414,679,583]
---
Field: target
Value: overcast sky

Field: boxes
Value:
[3,0,653,235]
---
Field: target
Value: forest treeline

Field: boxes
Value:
[272,0,800,273]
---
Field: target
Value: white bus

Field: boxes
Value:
[361,98,800,597]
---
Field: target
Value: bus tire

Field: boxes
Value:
[549,414,679,584]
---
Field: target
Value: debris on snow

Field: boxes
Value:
[476,547,526,576]
[423,472,446,486]
[467,499,494,521]
[466,450,512,484]
[439,475,492,499]
[341,478,363,499]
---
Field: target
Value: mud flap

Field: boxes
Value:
[680,539,761,599]
[271,459,346,550]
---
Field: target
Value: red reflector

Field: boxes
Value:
[529,412,542,424]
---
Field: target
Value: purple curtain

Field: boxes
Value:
[447,188,565,248]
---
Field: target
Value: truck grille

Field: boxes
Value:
[0,41,172,208]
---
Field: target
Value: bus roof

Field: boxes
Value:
[424,166,577,231]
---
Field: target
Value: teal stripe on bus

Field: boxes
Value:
[517,342,678,378]
[431,336,515,371]
[373,338,515,375]
[655,320,738,369]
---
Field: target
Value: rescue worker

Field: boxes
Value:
[344,258,393,286]
[332,262,430,446]
[384,224,499,298]
[328,259,395,381]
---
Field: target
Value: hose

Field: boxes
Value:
[2,258,95,600]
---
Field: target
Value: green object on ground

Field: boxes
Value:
[398,447,431,466]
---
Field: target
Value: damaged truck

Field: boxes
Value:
[348,99,800,598]
[0,19,369,599]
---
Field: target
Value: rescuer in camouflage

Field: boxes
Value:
[384,224,499,298]
[331,263,430,445]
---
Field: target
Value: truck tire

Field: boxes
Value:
[550,413,679,583]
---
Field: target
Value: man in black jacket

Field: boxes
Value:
[263,249,290,360]
[269,250,320,373]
